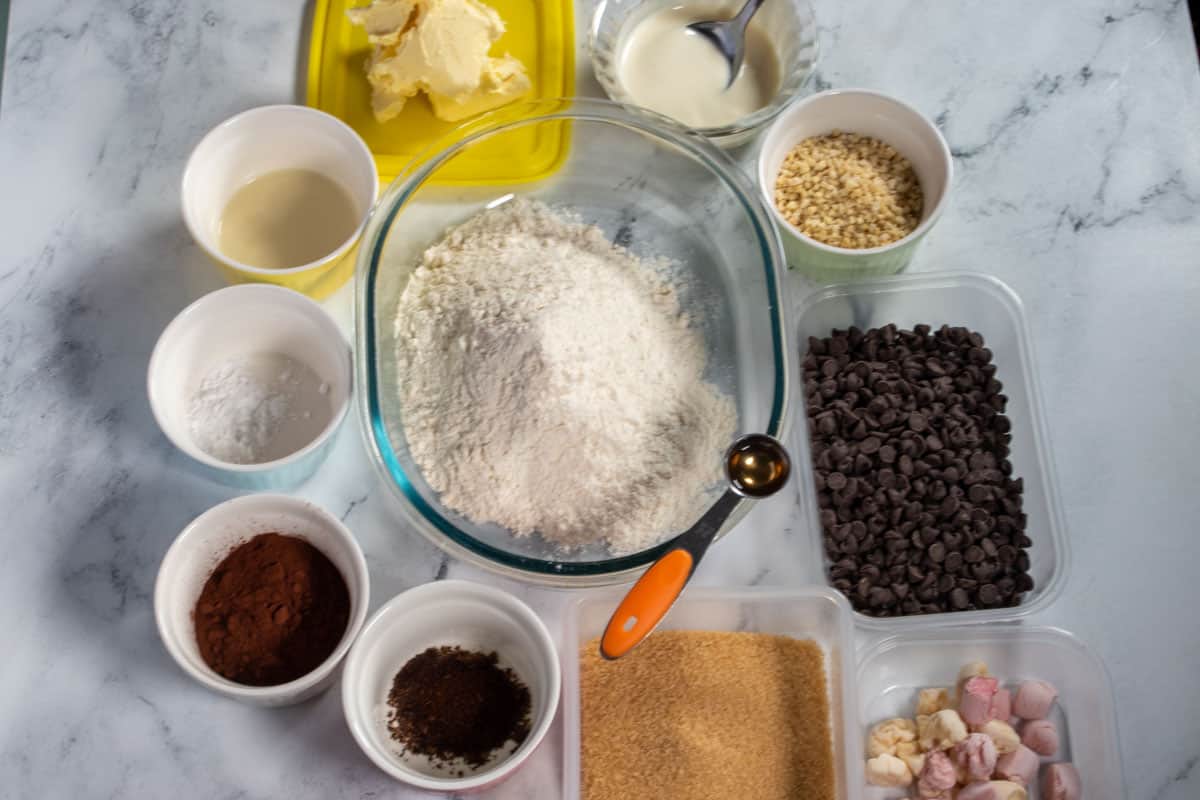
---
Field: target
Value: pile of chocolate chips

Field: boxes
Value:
[802,323,1034,617]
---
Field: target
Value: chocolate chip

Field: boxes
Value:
[804,323,1033,618]
[978,584,1000,605]
[968,484,991,504]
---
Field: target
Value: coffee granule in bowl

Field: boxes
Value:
[802,324,1033,617]
[192,532,350,686]
[580,631,836,800]
[386,645,532,771]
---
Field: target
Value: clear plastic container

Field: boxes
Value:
[791,272,1070,629]
[561,587,863,800]
[857,626,1125,799]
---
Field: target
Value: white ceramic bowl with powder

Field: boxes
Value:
[155,493,370,706]
[341,580,560,791]
[148,283,352,489]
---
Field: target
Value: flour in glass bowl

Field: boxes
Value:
[393,198,737,554]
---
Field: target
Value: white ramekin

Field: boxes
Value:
[154,493,370,706]
[342,580,561,792]
[147,283,351,489]
[181,104,378,299]
[758,88,954,282]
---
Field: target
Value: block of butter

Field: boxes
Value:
[347,0,532,123]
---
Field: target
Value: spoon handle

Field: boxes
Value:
[599,490,741,660]
[733,0,767,29]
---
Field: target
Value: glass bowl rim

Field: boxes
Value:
[355,97,791,581]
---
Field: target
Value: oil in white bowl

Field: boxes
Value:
[218,169,360,270]
[617,5,781,129]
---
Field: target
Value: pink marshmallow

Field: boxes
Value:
[1041,762,1082,800]
[917,750,957,798]
[1020,719,1059,756]
[1013,679,1057,719]
[990,687,1012,722]
[960,676,1000,726]
[994,744,1039,787]
[954,733,999,783]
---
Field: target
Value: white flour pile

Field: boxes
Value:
[394,199,736,553]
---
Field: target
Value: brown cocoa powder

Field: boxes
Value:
[193,533,350,686]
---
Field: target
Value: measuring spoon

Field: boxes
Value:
[600,433,791,660]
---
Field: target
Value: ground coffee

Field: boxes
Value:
[387,646,531,770]
[193,533,350,686]
[803,324,1033,617]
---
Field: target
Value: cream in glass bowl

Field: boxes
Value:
[590,0,819,147]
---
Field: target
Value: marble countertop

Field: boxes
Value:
[2,0,1199,797]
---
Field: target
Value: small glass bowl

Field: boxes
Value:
[589,0,819,148]
[355,98,791,586]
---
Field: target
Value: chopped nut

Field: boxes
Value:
[773,131,924,249]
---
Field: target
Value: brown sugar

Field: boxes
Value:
[580,631,836,800]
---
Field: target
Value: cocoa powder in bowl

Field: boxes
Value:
[193,532,350,686]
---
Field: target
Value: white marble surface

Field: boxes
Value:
[1,0,1198,797]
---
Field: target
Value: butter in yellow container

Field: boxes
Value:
[181,105,379,300]
[306,0,574,185]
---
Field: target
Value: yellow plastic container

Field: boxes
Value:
[306,0,575,185]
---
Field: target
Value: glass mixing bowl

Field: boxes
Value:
[355,98,791,586]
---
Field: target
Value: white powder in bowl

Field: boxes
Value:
[187,353,332,465]
[393,199,737,554]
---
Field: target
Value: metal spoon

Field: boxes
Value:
[687,0,768,89]
[599,433,791,660]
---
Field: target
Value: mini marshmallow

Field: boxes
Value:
[917,750,957,798]
[978,719,1021,754]
[989,687,1012,723]
[919,709,969,751]
[866,753,913,787]
[959,676,1000,726]
[957,780,1029,800]
[896,741,924,777]
[954,732,998,783]
[955,661,990,704]
[1041,762,1082,800]
[917,687,952,716]
[1013,680,1057,720]
[1020,718,1059,756]
[899,749,926,778]
[868,717,919,757]
[995,744,1040,787]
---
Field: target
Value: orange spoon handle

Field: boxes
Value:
[600,548,695,660]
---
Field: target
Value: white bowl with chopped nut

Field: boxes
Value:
[757,89,953,282]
